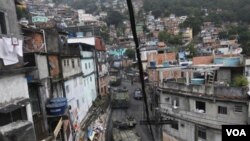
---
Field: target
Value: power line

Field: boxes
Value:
[125,0,155,140]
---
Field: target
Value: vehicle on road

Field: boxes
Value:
[112,116,141,141]
[111,87,129,109]
[109,68,122,86]
[133,88,143,100]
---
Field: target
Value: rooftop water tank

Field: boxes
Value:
[191,78,205,85]
[163,61,169,67]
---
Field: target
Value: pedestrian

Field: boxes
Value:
[131,79,133,85]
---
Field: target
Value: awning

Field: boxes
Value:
[0,98,30,113]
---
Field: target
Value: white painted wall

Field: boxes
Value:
[83,74,97,102]
[65,76,88,125]
[80,51,93,58]
[0,74,33,123]
[0,74,29,104]
[62,58,81,78]
[81,59,95,75]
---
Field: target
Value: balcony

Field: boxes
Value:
[160,81,248,100]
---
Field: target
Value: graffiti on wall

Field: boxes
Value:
[23,33,45,53]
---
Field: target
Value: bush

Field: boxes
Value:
[232,75,249,87]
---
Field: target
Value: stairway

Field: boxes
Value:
[207,71,215,85]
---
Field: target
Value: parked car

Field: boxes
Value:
[133,89,143,100]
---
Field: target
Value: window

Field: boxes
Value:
[77,100,80,108]
[165,97,170,102]
[101,87,103,93]
[196,101,206,113]
[171,121,179,130]
[64,60,66,66]
[85,63,87,69]
[89,62,91,68]
[67,60,69,66]
[218,106,227,114]
[28,86,41,114]
[198,127,206,140]
[0,107,27,126]
[171,97,179,108]
[72,59,75,68]
[0,11,7,34]
[66,85,70,93]
[90,76,92,82]
[234,105,243,112]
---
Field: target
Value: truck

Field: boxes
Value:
[111,87,129,109]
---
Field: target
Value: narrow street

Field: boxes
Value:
[106,77,154,141]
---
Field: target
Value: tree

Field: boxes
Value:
[124,49,135,60]
[232,75,249,87]
[16,6,29,20]
[105,10,126,27]
[186,43,197,58]
[100,26,110,43]
[168,34,182,45]
[158,31,170,42]
[179,16,203,36]
[218,31,228,39]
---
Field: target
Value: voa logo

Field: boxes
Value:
[226,129,246,136]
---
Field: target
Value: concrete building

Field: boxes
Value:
[149,55,250,141]
[68,37,98,110]
[0,0,36,140]
[181,27,193,43]
[23,28,74,140]
[78,9,99,26]
[95,37,109,96]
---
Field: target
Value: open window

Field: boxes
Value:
[171,97,179,109]
[0,11,7,34]
[195,101,206,113]
[197,127,206,140]
[171,120,179,130]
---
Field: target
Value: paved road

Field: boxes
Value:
[107,79,154,141]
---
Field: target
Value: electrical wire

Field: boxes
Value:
[125,0,155,140]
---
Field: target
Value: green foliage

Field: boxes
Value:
[143,0,250,24]
[218,31,229,39]
[158,31,170,42]
[158,31,182,45]
[179,16,203,36]
[16,6,29,20]
[186,43,197,58]
[232,75,249,87]
[124,49,135,59]
[70,0,98,14]
[100,26,110,43]
[105,10,126,27]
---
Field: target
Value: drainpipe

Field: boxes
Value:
[41,29,47,53]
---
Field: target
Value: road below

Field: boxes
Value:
[106,78,154,141]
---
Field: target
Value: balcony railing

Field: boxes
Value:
[160,81,248,99]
